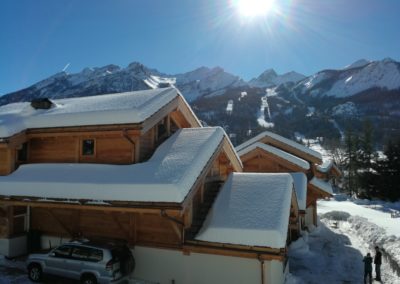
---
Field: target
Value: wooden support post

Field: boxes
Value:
[166,114,171,136]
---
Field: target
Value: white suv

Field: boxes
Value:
[26,240,135,284]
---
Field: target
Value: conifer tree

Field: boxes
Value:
[358,120,377,198]
[377,139,400,201]
[343,128,360,196]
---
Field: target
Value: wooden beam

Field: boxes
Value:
[169,220,182,240]
[176,97,201,128]
[262,136,323,165]
[27,125,141,137]
[0,199,181,215]
[186,239,282,254]
[141,97,180,134]
[183,244,285,261]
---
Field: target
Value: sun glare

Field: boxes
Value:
[234,0,276,18]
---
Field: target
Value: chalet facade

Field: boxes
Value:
[0,87,300,284]
[236,131,336,229]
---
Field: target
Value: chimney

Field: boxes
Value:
[30,98,53,110]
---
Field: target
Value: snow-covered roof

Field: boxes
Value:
[0,87,185,138]
[195,172,294,249]
[236,131,323,163]
[309,177,333,195]
[290,173,307,211]
[316,159,341,176]
[237,142,310,170]
[0,127,226,203]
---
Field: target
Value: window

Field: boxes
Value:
[53,246,72,258]
[70,246,103,262]
[71,246,90,260]
[82,139,95,156]
[87,248,103,262]
[17,143,28,162]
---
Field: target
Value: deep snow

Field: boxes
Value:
[287,197,400,284]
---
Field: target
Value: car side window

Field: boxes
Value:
[87,248,103,262]
[71,246,90,260]
[53,246,71,258]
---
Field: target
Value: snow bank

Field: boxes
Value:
[0,87,178,138]
[347,216,400,267]
[196,172,293,248]
[319,198,400,280]
[0,127,226,203]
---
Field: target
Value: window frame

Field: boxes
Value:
[81,139,96,157]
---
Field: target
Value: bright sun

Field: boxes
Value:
[234,0,276,18]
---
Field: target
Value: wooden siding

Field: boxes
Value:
[29,137,77,163]
[241,149,308,174]
[139,128,155,161]
[258,136,323,165]
[0,148,15,176]
[31,207,182,247]
[27,133,135,165]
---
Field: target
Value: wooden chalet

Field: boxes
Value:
[0,88,297,284]
[236,131,334,229]
[315,159,342,186]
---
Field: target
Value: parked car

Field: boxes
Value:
[26,239,135,284]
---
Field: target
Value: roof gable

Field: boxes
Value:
[238,142,310,171]
[309,177,333,196]
[0,87,200,138]
[236,131,323,164]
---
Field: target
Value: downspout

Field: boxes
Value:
[258,254,265,284]
[26,205,30,232]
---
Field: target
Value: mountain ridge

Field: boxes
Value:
[1,58,399,107]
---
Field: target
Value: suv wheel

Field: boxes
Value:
[28,263,42,282]
[81,274,97,284]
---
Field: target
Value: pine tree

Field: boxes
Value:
[343,128,360,196]
[357,120,377,198]
[377,139,400,201]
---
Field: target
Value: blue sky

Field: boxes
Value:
[1,0,399,94]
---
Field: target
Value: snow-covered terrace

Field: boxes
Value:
[237,142,310,171]
[236,131,323,164]
[290,173,307,211]
[0,87,197,138]
[0,127,228,203]
[196,172,294,249]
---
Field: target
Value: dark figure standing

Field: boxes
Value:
[363,253,373,284]
[374,246,382,281]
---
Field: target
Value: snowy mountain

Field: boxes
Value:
[1,58,400,146]
[298,58,400,98]
[174,66,246,101]
[0,63,245,105]
[249,69,306,88]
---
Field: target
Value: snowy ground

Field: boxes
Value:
[287,197,400,284]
